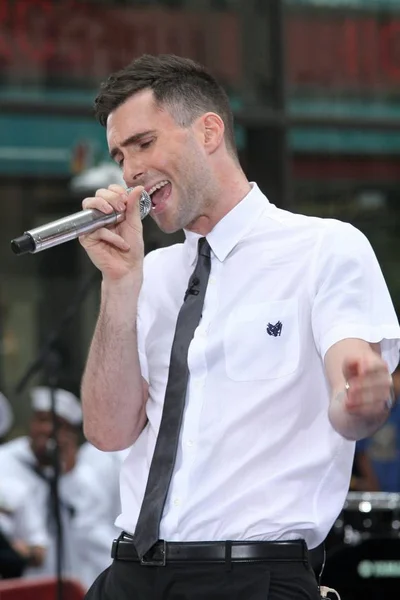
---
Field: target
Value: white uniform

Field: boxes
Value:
[0,473,48,549]
[0,393,44,553]
[0,436,80,580]
[0,436,126,589]
[73,443,129,587]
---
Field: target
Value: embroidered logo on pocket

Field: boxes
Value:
[266,321,283,337]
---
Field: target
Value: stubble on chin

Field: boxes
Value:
[153,189,206,234]
[152,212,183,235]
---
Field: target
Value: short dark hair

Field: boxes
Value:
[94,54,238,158]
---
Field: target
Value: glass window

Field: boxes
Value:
[284,0,400,316]
[0,0,279,110]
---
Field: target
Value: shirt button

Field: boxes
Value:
[209,276,216,285]
[187,439,194,447]
[173,498,180,507]
[194,380,204,389]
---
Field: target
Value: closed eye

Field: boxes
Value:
[139,140,153,150]
[115,138,154,167]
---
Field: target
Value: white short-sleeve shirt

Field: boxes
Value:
[116,183,400,549]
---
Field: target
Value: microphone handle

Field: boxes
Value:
[11,209,125,255]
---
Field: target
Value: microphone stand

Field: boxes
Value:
[14,270,99,600]
[45,350,64,600]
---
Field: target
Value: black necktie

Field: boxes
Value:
[133,237,211,559]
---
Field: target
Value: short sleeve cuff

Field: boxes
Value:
[320,322,400,372]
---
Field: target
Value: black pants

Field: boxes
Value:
[85,557,321,600]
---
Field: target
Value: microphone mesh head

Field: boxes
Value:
[126,188,152,220]
[139,190,152,220]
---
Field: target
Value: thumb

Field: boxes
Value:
[124,186,146,224]
[343,357,360,382]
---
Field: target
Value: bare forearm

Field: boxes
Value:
[82,278,147,451]
[329,389,388,441]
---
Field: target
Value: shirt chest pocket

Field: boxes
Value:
[224,299,300,381]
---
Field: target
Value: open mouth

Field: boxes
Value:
[148,180,172,212]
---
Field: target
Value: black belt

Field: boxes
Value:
[112,532,309,567]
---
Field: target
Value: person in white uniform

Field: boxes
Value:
[77,54,400,599]
[0,387,123,589]
[0,391,48,578]
[0,387,83,581]
[75,442,129,588]
[0,471,48,577]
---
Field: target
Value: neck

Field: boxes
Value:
[187,168,251,236]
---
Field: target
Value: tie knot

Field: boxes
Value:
[198,237,211,258]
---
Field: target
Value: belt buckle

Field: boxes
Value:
[111,538,118,559]
[140,540,167,566]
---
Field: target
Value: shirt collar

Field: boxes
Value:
[184,182,269,265]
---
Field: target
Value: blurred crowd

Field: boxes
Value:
[0,387,128,590]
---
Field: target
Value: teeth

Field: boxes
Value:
[148,180,169,196]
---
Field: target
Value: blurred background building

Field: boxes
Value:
[0,0,399,429]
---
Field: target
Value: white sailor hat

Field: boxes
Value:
[0,392,13,438]
[30,386,82,426]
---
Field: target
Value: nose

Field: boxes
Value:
[123,161,145,187]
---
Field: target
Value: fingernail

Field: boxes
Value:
[117,202,126,211]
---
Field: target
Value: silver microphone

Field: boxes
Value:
[11,189,151,255]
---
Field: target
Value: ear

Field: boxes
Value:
[202,112,225,154]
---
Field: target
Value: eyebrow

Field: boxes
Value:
[109,130,157,160]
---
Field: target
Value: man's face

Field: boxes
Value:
[29,411,78,467]
[107,89,217,233]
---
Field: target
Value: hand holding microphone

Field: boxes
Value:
[11,185,151,281]
[11,185,151,254]
[80,185,150,281]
